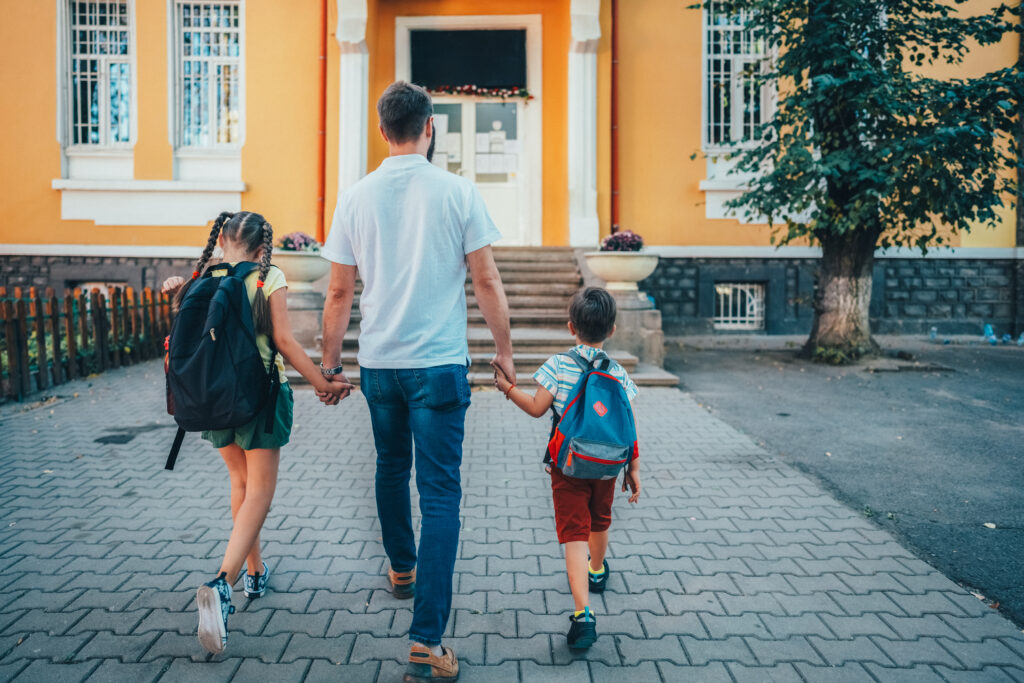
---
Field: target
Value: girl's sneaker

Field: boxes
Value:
[243,562,270,599]
[196,573,235,654]
[567,607,598,649]
[588,559,609,593]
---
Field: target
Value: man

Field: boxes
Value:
[318,81,514,682]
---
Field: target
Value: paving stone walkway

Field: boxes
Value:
[1,361,1023,682]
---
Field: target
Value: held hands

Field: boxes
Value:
[490,354,515,392]
[316,374,353,405]
[493,366,514,395]
[623,466,642,504]
[161,276,186,295]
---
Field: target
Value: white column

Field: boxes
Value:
[336,0,369,194]
[568,0,601,247]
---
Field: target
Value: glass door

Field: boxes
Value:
[431,98,527,245]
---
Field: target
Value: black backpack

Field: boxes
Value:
[164,262,279,470]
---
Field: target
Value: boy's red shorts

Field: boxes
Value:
[550,466,616,544]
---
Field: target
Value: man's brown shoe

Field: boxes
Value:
[388,567,416,599]
[404,644,459,682]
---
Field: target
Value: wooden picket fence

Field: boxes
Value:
[0,285,174,402]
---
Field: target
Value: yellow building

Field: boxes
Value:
[1,0,1019,334]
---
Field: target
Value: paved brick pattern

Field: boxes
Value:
[2,362,1024,682]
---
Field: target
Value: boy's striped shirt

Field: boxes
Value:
[533,344,639,415]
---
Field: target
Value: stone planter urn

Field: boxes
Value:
[273,251,329,292]
[583,251,660,292]
[273,250,329,348]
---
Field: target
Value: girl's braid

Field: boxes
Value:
[193,211,233,279]
[251,219,275,336]
[258,220,273,284]
[174,211,233,311]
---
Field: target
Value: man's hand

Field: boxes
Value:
[490,354,515,388]
[623,466,641,504]
[317,373,353,405]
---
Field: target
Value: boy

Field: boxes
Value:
[495,287,641,649]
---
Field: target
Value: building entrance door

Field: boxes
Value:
[431,99,528,245]
[395,15,543,246]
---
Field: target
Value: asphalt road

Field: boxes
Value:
[666,336,1024,626]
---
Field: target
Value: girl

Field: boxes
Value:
[162,211,351,654]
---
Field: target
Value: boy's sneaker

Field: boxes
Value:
[243,562,270,599]
[196,573,235,654]
[567,607,598,649]
[388,567,416,600]
[404,643,459,682]
[588,559,609,593]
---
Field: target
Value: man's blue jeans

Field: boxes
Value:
[360,364,471,646]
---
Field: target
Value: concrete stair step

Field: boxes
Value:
[288,359,675,388]
[483,271,582,285]
[297,349,639,374]
[353,294,570,311]
[468,311,568,327]
[466,295,571,310]
[324,328,578,353]
[489,261,579,272]
[475,282,581,296]
[492,247,576,261]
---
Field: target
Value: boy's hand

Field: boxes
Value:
[623,466,641,504]
[493,366,513,394]
[490,354,516,388]
[162,276,186,295]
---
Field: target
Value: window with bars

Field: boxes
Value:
[67,1,132,146]
[172,2,242,149]
[702,3,768,151]
[713,283,766,331]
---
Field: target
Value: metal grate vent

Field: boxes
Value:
[713,282,765,330]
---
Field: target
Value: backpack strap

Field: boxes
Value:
[264,336,280,434]
[204,261,260,279]
[560,349,592,374]
[562,348,610,372]
[165,427,186,471]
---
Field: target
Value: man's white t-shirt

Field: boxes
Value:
[322,153,502,369]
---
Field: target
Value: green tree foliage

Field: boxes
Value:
[694,0,1022,360]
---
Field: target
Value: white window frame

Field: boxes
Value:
[713,282,766,331]
[700,4,771,155]
[167,0,246,181]
[56,0,138,180]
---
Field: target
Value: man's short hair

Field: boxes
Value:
[377,81,433,144]
[569,287,617,344]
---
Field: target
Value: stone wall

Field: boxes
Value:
[642,257,1021,336]
[641,257,817,335]
[1,255,192,293]
[875,259,1017,334]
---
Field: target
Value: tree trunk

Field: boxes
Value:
[802,231,880,363]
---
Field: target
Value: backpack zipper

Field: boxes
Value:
[210,328,216,341]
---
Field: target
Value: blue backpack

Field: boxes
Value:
[164,262,279,470]
[547,349,638,480]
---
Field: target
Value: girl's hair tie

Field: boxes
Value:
[191,271,200,279]
[256,280,265,289]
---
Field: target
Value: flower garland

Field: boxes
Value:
[428,84,534,100]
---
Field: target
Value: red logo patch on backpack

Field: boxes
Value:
[593,401,608,417]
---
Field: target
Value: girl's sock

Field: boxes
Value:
[588,563,605,576]
[573,606,593,618]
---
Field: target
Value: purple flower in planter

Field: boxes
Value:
[276,231,321,253]
[600,230,644,252]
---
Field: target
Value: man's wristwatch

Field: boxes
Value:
[319,362,345,376]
